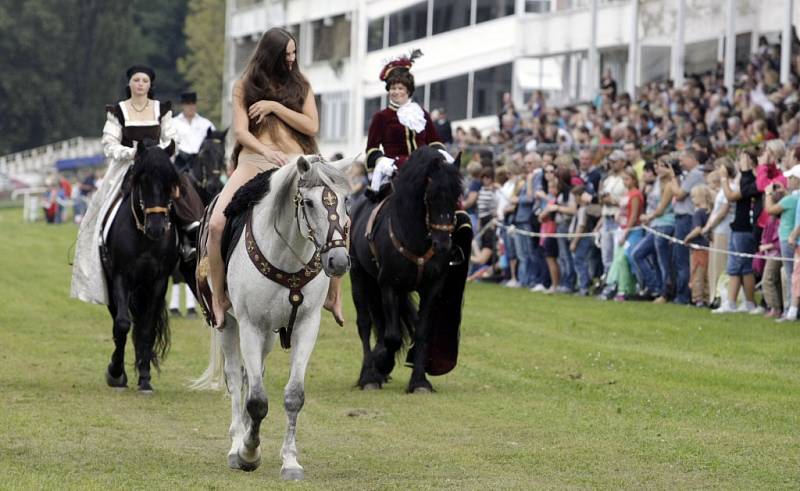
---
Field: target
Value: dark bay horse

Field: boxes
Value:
[349,146,468,393]
[103,141,180,392]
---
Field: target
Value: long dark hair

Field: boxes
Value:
[233,27,317,165]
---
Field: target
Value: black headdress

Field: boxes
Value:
[126,65,156,82]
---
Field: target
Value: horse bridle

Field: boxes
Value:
[131,185,172,234]
[294,184,349,254]
[423,181,456,235]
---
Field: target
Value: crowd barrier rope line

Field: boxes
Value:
[479,221,796,263]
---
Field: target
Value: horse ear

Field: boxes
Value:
[453,152,462,170]
[221,127,229,139]
[207,127,213,138]
[136,140,147,158]
[296,155,311,174]
[330,153,360,172]
[164,140,176,157]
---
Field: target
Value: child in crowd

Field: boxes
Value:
[764,166,800,320]
[538,180,560,294]
[759,207,783,318]
[569,185,595,296]
[683,185,714,307]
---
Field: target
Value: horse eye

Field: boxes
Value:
[303,199,314,208]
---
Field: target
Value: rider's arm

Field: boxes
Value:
[232,80,271,155]
[158,101,178,155]
[102,106,136,161]
[271,87,319,137]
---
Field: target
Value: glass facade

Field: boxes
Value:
[476,0,515,24]
[388,1,428,46]
[525,0,551,13]
[311,15,351,62]
[367,17,384,52]
[472,63,512,117]
[364,96,384,133]
[429,74,469,121]
[432,0,472,35]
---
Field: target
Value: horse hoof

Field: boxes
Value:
[411,386,433,394]
[232,451,261,472]
[105,368,127,388]
[138,380,154,394]
[281,467,304,481]
[362,383,381,391]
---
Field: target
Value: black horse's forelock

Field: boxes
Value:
[394,147,462,206]
[132,146,180,191]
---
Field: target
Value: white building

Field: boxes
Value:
[223,0,799,157]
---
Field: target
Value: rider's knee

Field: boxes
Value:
[209,213,226,241]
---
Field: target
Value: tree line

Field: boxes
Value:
[0,0,224,155]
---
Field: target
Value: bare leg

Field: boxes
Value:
[323,276,344,326]
[207,165,261,329]
[727,275,741,306]
[742,273,756,302]
[545,257,560,293]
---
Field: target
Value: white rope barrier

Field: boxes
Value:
[482,220,796,263]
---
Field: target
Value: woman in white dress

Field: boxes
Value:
[71,65,203,304]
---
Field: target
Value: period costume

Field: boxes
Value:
[365,50,449,191]
[71,66,203,305]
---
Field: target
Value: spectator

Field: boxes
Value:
[714,150,762,314]
[758,211,783,318]
[432,108,453,145]
[598,150,627,280]
[683,185,714,307]
[764,165,800,319]
[702,159,736,305]
[463,160,483,231]
[538,180,561,294]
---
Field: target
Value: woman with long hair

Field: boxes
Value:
[205,28,344,329]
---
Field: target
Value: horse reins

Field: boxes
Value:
[369,190,456,287]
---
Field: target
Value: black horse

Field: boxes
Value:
[349,146,470,393]
[103,141,180,392]
[178,128,227,206]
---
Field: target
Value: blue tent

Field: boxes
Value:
[55,155,105,171]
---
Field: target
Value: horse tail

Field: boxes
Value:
[152,305,171,368]
[398,292,418,347]
[188,328,225,391]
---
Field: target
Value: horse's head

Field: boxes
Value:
[294,154,352,277]
[193,128,227,199]
[397,148,462,254]
[131,140,179,240]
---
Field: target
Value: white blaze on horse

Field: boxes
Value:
[194,154,352,480]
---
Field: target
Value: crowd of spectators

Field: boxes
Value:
[457,34,800,321]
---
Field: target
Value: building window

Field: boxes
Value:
[319,92,349,141]
[525,0,551,13]
[476,0,515,24]
[364,96,384,133]
[367,17,384,52]
[234,38,258,74]
[472,63,512,117]
[432,0,471,35]
[429,74,468,121]
[388,1,428,47]
[311,15,351,62]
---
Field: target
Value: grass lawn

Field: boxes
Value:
[1,207,799,489]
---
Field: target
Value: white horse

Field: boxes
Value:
[195,155,352,480]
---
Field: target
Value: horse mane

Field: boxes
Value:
[225,155,350,220]
[393,147,462,205]
[123,143,179,194]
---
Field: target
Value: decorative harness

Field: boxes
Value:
[131,185,172,235]
[367,189,456,287]
[244,184,346,349]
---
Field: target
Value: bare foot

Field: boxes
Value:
[212,295,231,330]
[323,298,345,327]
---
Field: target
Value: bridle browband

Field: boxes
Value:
[131,185,173,235]
[294,183,349,254]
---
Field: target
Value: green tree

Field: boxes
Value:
[177,0,225,126]
[0,0,189,155]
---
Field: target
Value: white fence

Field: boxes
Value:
[0,137,103,176]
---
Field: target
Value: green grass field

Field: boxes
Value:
[1,207,799,490]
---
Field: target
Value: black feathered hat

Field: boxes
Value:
[126,64,156,82]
